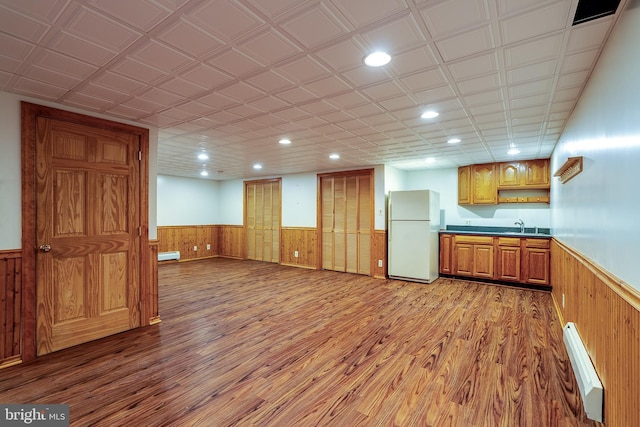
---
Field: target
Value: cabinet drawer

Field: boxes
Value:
[525,239,550,249]
[498,237,520,246]
[454,235,493,244]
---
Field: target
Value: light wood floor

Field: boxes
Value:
[0,258,594,426]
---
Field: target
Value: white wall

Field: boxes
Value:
[405,168,551,230]
[157,175,219,225]
[218,179,244,225]
[282,172,317,227]
[551,0,640,291]
[0,91,158,249]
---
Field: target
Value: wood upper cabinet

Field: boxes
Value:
[497,159,550,189]
[524,159,550,187]
[472,163,497,204]
[457,166,471,205]
[458,163,497,205]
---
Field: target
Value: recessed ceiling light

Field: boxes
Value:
[329,153,340,160]
[279,138,291,145]
[421,110,439,119]
[364,51,391,67]
[508,147,520,155]
[200,170,208,177]
[447,138,461,144]
[253,163,262,170]
[425,157,435,163]
[198,153,209,160]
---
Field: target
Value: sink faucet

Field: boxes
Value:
[515,218,525,233]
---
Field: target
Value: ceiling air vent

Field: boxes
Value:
[573,0,622,25]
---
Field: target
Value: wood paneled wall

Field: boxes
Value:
[551,239,639,427]
[0,250,22,368]
[158,225,245,261]
[280,227,317,269]
[372,230,386,279]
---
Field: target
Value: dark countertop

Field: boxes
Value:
[440,225,551,239]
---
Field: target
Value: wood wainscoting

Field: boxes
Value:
[158,225,245,261]
[551,239,640,427]
[0,250,22,368]
[280,227,317,269]
[147,240,160,325]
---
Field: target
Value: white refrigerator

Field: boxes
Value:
[388,190,440,283]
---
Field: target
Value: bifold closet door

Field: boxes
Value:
[245,179,281,263]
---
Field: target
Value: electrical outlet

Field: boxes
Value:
[206,244,211,250]
[562,293,565,308]
[294,250,299,258]
[193,245,197,251]
[465,220,471,225]
[378,260,383,268]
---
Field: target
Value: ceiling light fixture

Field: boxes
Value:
[200,170,208,177]
[447,138,461,144]
[198,153,209,160]
[421,110,439,119]
[253,163,262,170]
[329,153,340,160]
[508,147,520,155]
[364,51,391,67]
[279,138,291,145]
[425,157,435,163]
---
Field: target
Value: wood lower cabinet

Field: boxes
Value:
[441,233,550,287]
[451,235,494,278]
[523,238,550,285]
[496,237,521,282]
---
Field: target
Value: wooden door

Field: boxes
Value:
[320,171,372,275]
[36,117,141,355]
[245,179,280,263]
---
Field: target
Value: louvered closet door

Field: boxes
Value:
[320,173,371,275]
[245,180,281,263]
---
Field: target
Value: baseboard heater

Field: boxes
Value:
[158,251,180,262]
[563,322,603,422]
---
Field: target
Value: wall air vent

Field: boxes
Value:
[573,0,622,25]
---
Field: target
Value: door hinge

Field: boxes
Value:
[138,151,142,161]
[138,226,142,236]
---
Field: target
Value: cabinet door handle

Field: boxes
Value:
[39,244,52,252]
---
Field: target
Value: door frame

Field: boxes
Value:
[21,102,150,362]
[316,168,375,273]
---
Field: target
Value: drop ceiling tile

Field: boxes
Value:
[361,14,426,53]
[499,1,571,45]
[156,17,225,57]
[250,96,291,112]
[504,33,564,68]
[344,102,385,117]
[566,18,612,53]
[50,32,117,67]
[447,52,498,81]
[298,100,338,115]
[399,68,448,93]
[92,71,147,94]
[280,3,350,49]
[411,85,457,105]
[560,49,599,74]
[331,0,407,28]
[238,28,303,66]
[273,86,317,104]
[196,92,240,110]
[506,59,557,85]
[129,40,193,74]
[469,102,506,116]
[552,86,581,102]
[314,37,369,72]
[174,100,216,116]
[0,53,26,74]
[65,6,142,52]
[158,77,207,97]
[435,25,495,62]
[186,0,265,42]
[111,57,168,84]
[387,46,439,77]
[87,0,170,32]
[23,65,82,89]
[0,5,50,43]
[32,49,98,80]
[245,69,296,94]
[303,75,353,98]
[123,95,169,114]
[549,100,575,113]
[509,94,548,109]
[556,70,590,89]
[207,48,265,77]
[217,82,266,104]
[179,63,233,90]
[456,73,502,96]
[377,95,419,112]
[110,103,155,120]
[274,55,333,85]
[63,91,114,111]
[73,83,129,103]
[360,80,406,100]
[0,33,36,62]
[464,89,503,107]
[420,0,489,39]
[340,65,392,88]
[13,76,68,99]
[509,77,553,98]
[243,0,305,20]
[511,105,546,118]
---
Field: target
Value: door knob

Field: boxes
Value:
[39,244,51,252]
